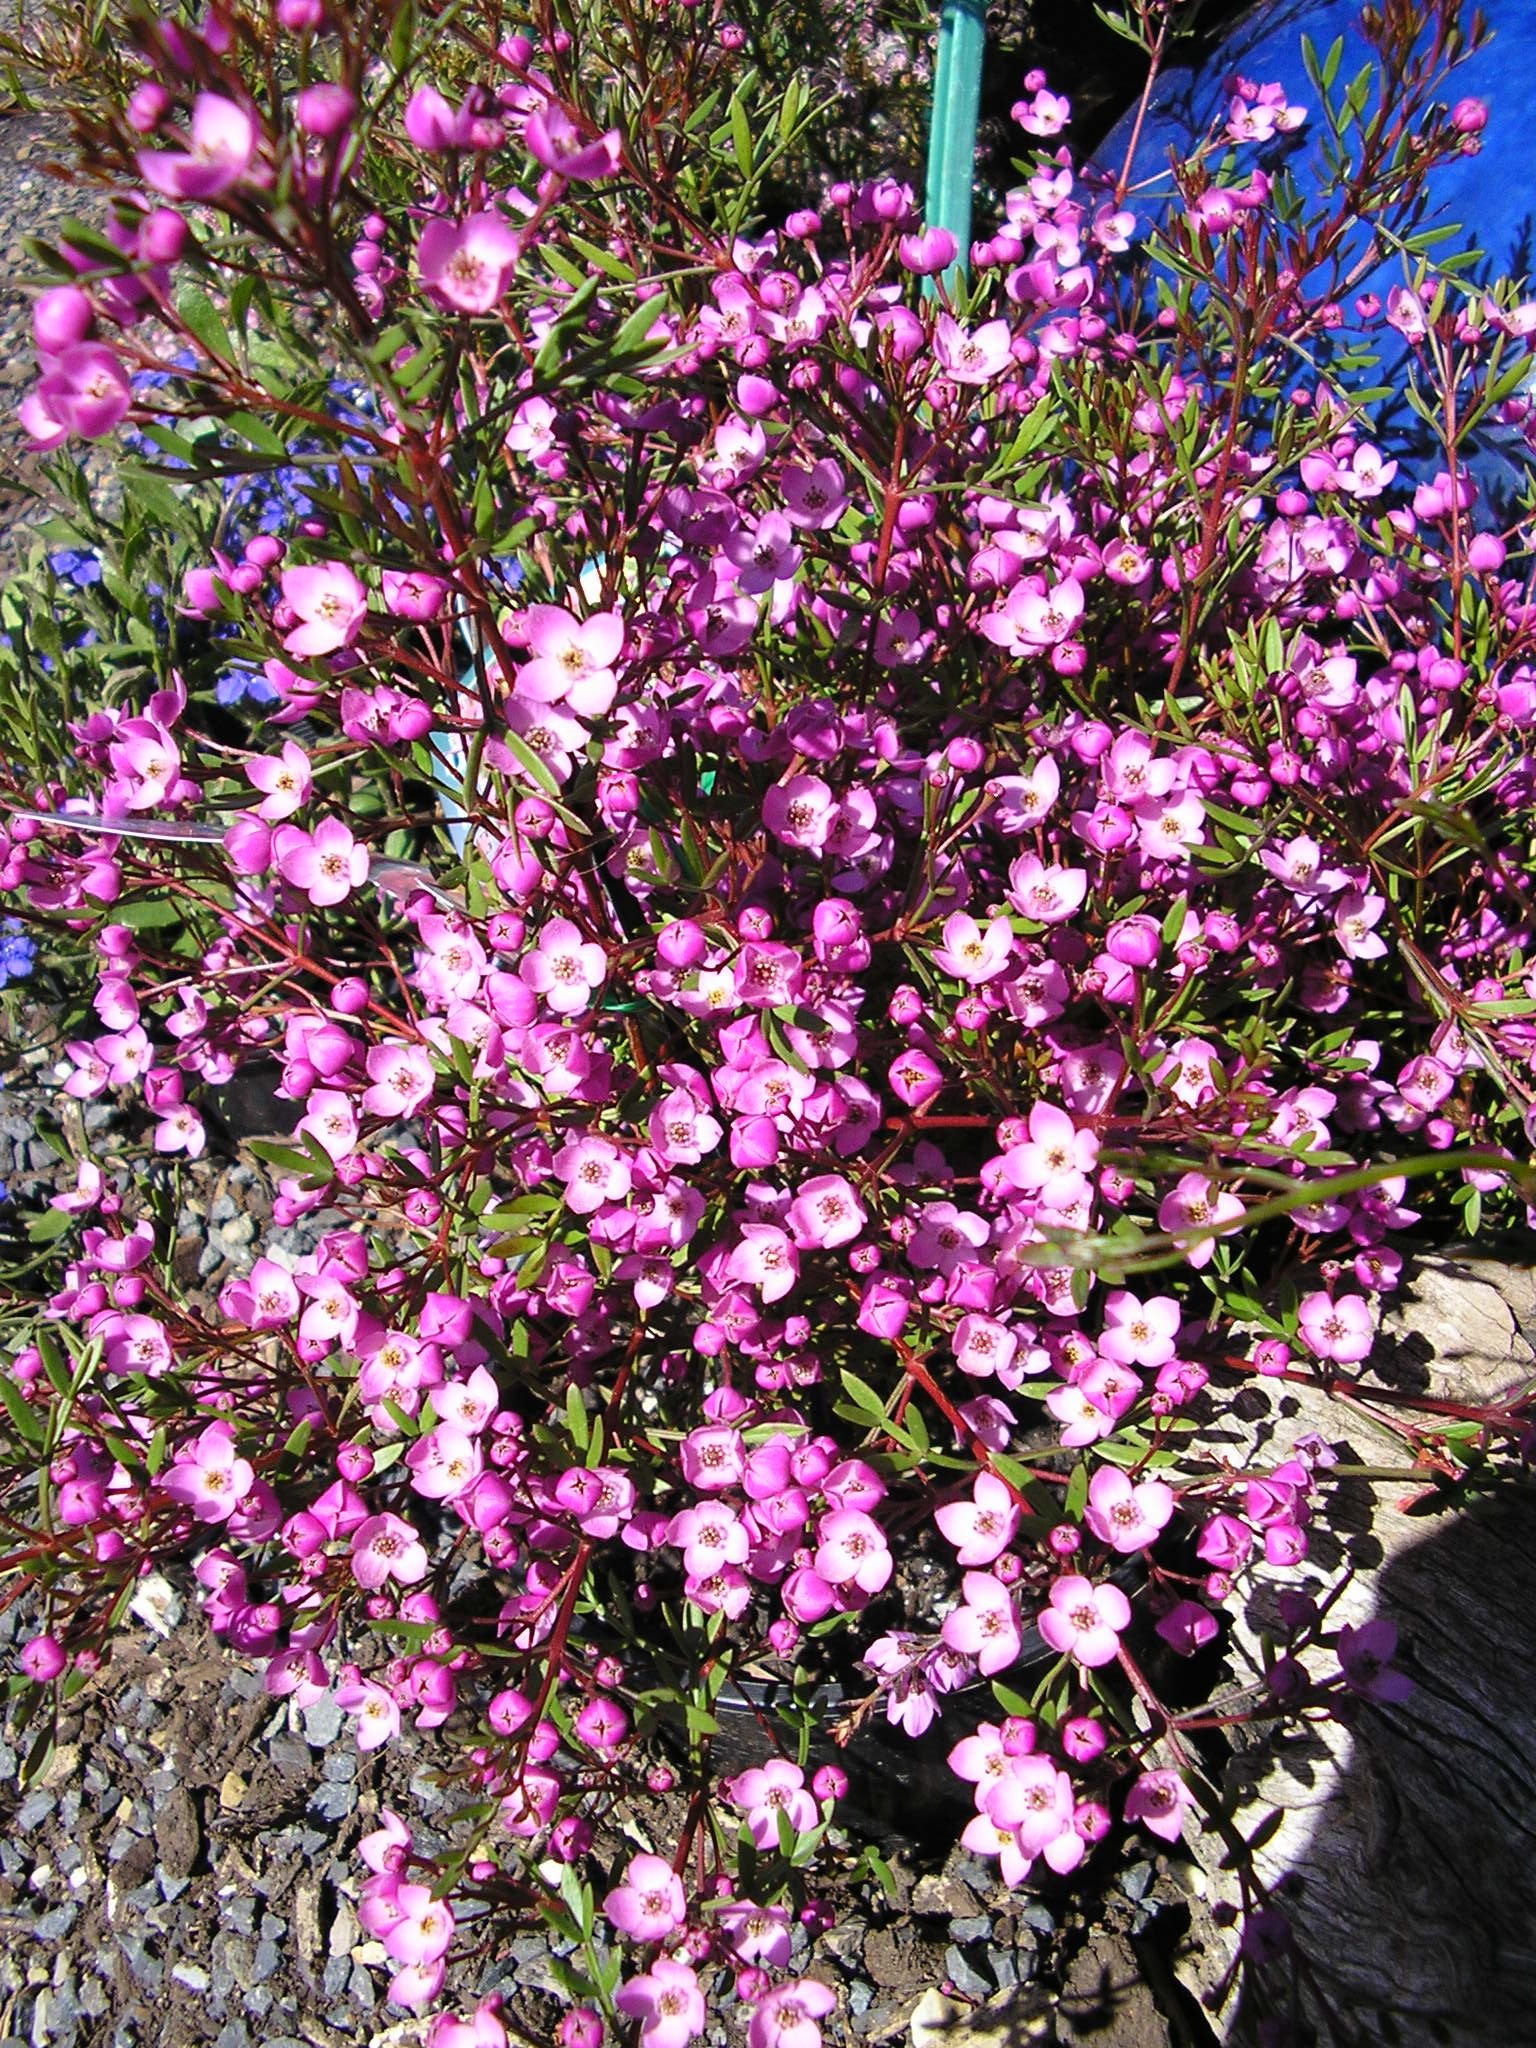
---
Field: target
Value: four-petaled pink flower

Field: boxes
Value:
[935,1471,1020,1566]
[524,104,623,181]
[814,1508,892,1595]
[554,1135,632,1214]
[362,1040,435,1118]
[1083,1467,1175,1554]
[786,1173,866,1250]
[350,1512,431,1589]
[276,817,370,907]
[603,1852,686,1942]
[730,1759,818,1848]
[1123,1768,1194,1843]
[932,911,1014,984]
[1297,1290,1375,1365]
[336,1674,404,1752]
[1038,1574,1132,1668]
[747,1980,837,2048]
[520,916,607,1014]
[160,1421,255,1524]
[139,93,257,199]
[614,1958,705,2048]
[941,1570,1022,1675]
[417,212,521,313]
[247,740,313,821]
[515,605,624,717]
[280,561,368,657]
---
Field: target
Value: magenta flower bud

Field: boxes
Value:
[1104,913,1160,967]
[295,83,356,139]
[554,2008,603,2048]
[897,225,958,275]
[487,1686,534,1736]
[139,207,188,264]
[277,0,326,28]
[1061,1713,1106,1762]
[646,1765,674,1794]
[736,373,779,418]
[1253,1338,1291,1376]
[33,286,93,357]
[811,1763,847,1804]
[1451,95,1487,133]
[20,1634,67,1682]
[784,208,821,239]
[126,81,170,133]
[282,1510,327,1558]
[655,917,706,969]
[1047,1523,1080,1558]
[1467,531,1505,572]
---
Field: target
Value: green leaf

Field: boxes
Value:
[1064,1460,1089,1521]
[175,286,235,364]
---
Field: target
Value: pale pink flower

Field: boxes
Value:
[1334,889,1388,960]
[1097,1290,1180,1368]
[383,1881,455,1964]
[405,1425,483,1502]
[1156,1172,1244,1269]
[520,916,606,1014]
[730,1760,818,1848]
[160,1421,254,1523]
[933,313,1013,383]
[1038,1574,1131,1668]
[987,1754,1076,1856]
[786,1173,866,1250]
[779,457,847,529]
[280,560,367,657]
[1006,852,1088,924]
[953,1313,1018,1380]
[335,1674,403,1751]
[138,94,257,199]
[726,1222,799,1303]
[246,740,312,821]
[33,344,132,441]
[747,1980,837,2048]
[815,1508,892,1595]
[554,1135,632,1214]
[1124,1768,1194,1842]
[350,1512,430,1589]
[515,605,624,716]
[1083,1467,1174,1553]
[297,1088,359,1163]
[941,1570,1022,1675]
[1297,1289,1375,1364]
[417,212,521,313]
[614,1958,705,2048]
[932,911,1014,984]
[603,1853,686,1942]
[935,1472,1019,1565]
[362,1041,435,1118]
[276,818,369,907]
[523,104,622,180]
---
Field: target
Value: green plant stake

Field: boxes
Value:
[923,0,985,289]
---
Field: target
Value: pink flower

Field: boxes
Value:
[1038,1574,1132,1668]
[160,1421,255,1524]
[780,458,848,529]
[1083,1467,1174,1553]
[363,1041,435,1118]
[336,1674,403,1751]
[417,212,521,313]
[716,1899,792,1966]
[279,560,367,657]
[383,1881,456,1964]
[786,1173,866,1250]
[953,1314,1018,1381]
[33,344,132,441]
[614,1958,705,2048]
[350,1512,430,1589]
[554,1135,632,1214]
[604,1852,686,1942]
[1335,1617,1412,1703]
[932,911,1014,984]
[1124,1768,1194,1843]
[935,1472,1019,1566]
[1297,1290,1375,1365]
[520,916,607,1014]
[380,568,449,620]
[1156,1172,1244,1270]
[941,1570,1022,1675]
[815,1508,892,1595]
[247,740,312,821]
[515,605,624,717]
[276,818,370,907]
[524,104,622,181]
[726,1222,799,1303]
[1097,1290,1180,1368]
[747,1980,837,2048]
[138,94,257,199]
[933,313,1013,383]
[731,1760,818,1848]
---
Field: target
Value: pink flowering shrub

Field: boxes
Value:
[1,0,1533,2039]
